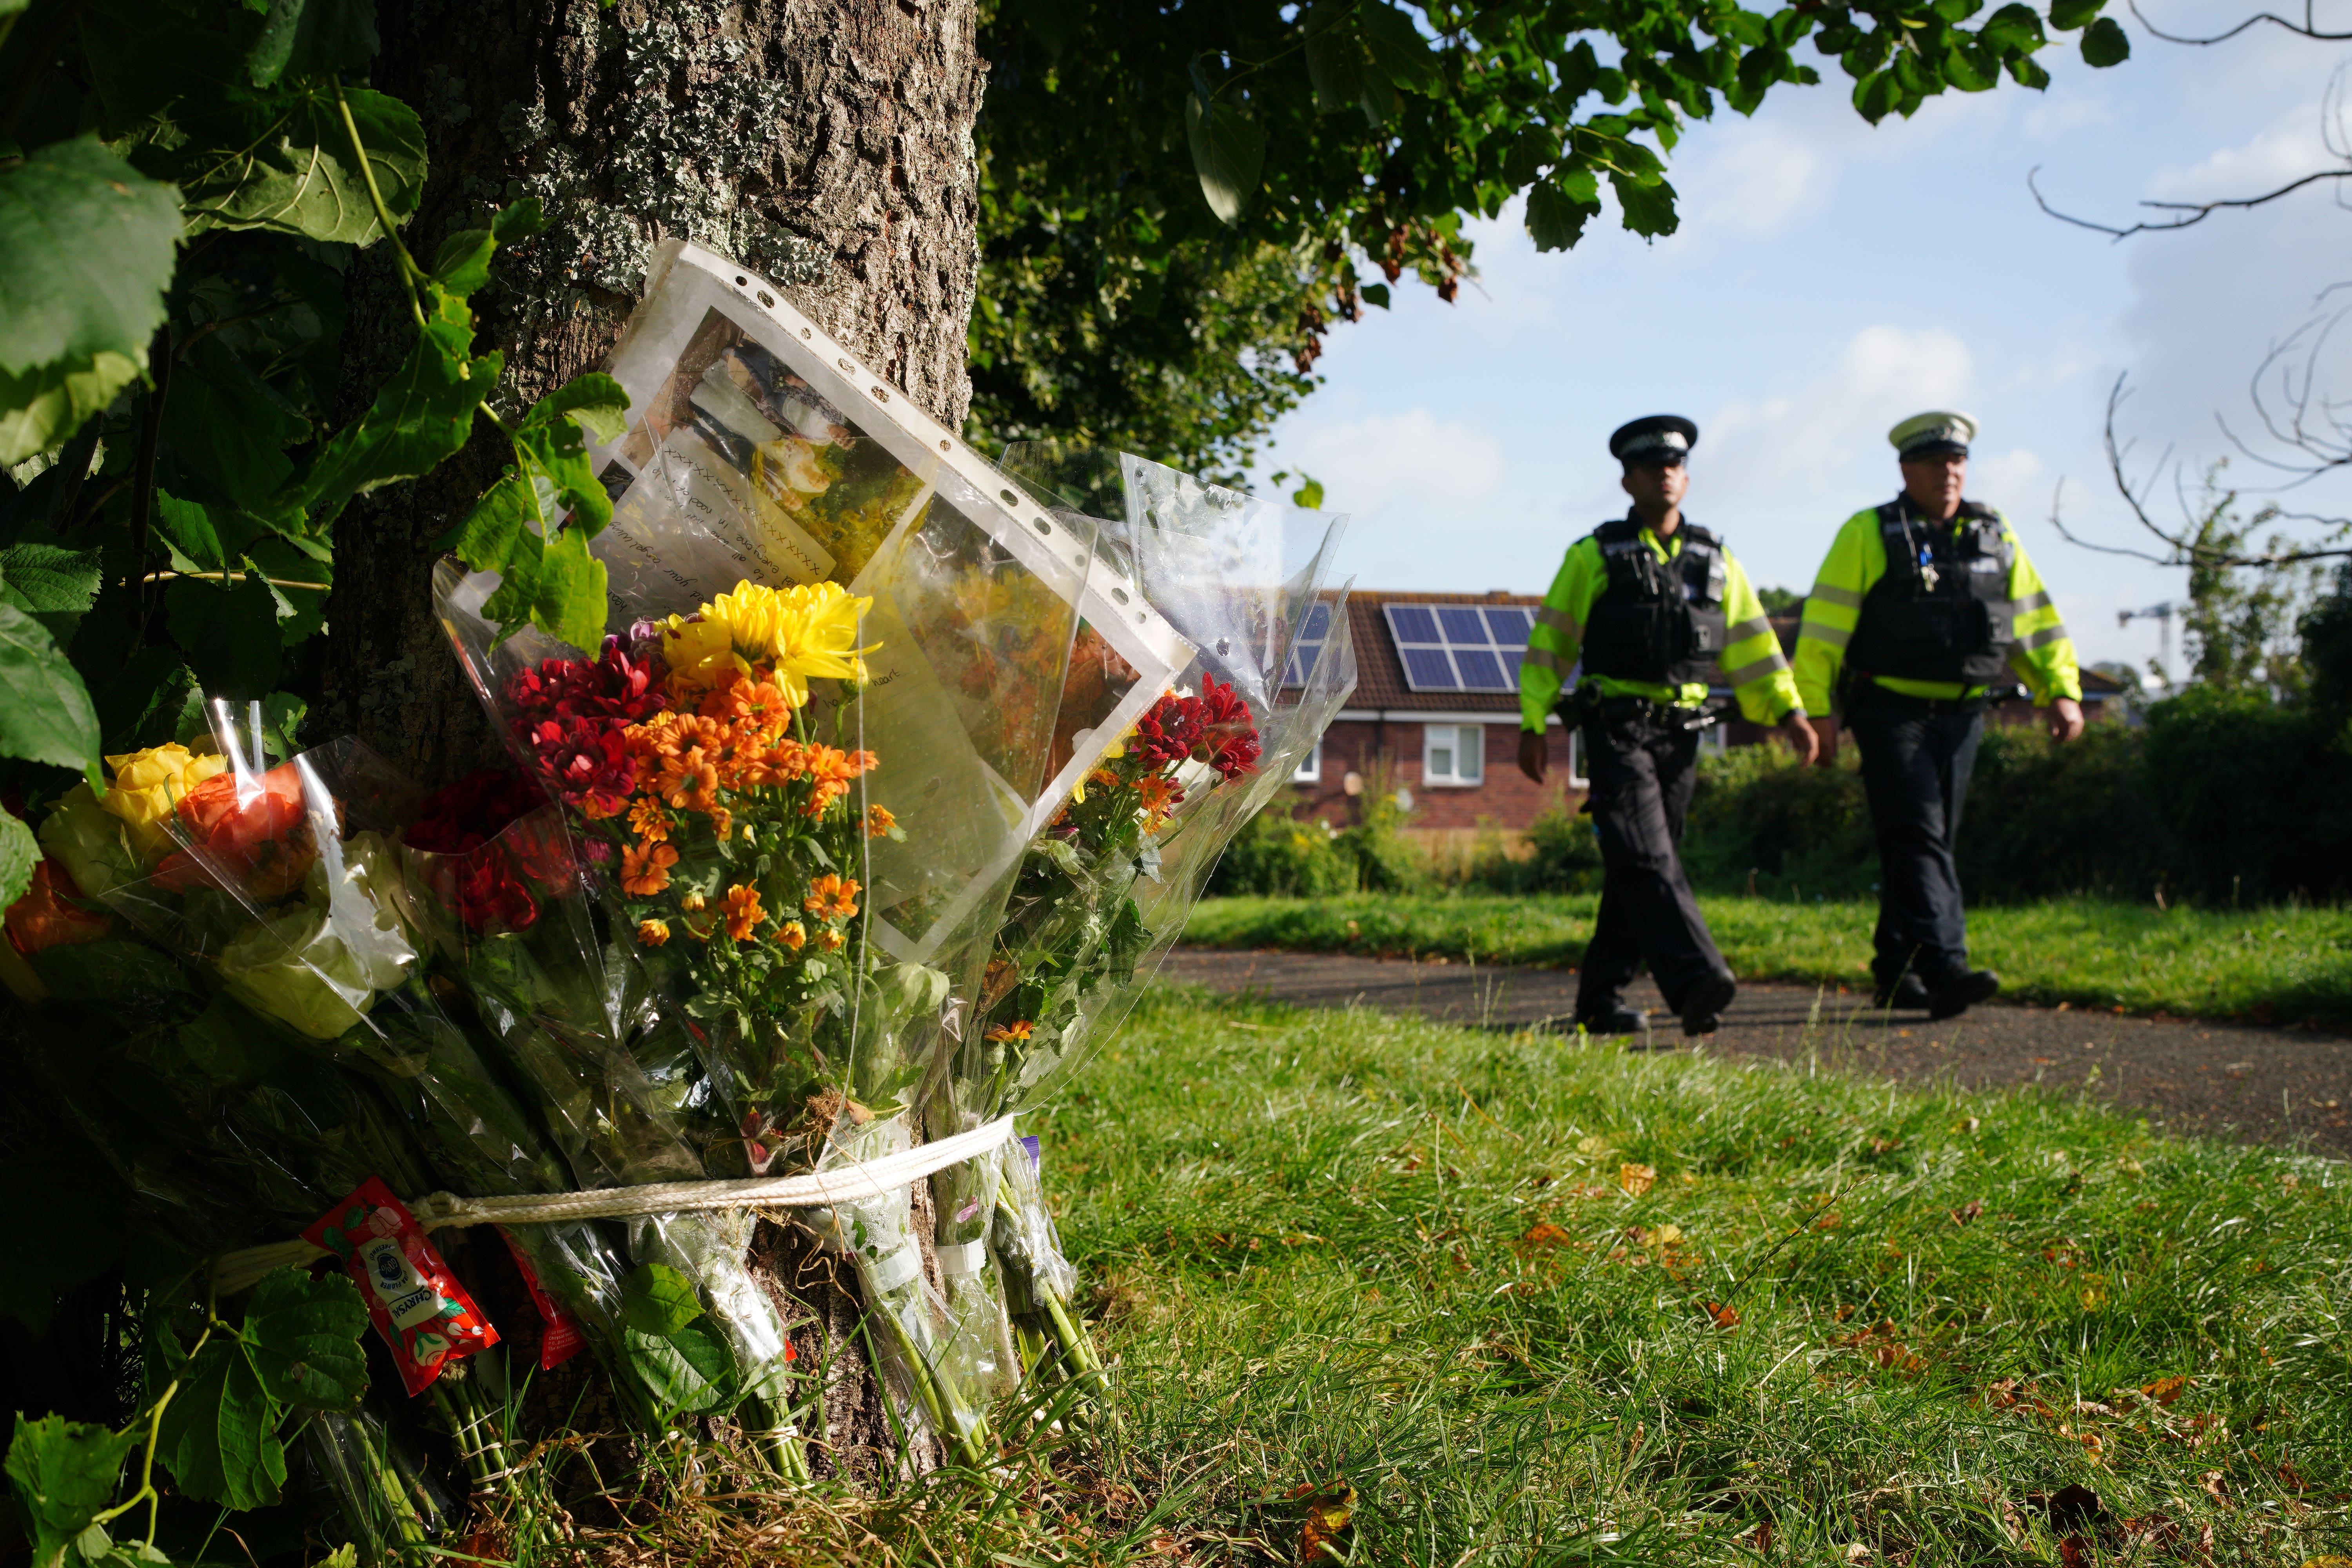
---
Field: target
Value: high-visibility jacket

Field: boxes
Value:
[1519,513,1802,732]
[1794,498,2081,713]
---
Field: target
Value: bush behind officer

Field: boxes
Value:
[1519,416,1818,1037]
[1793,412,2084,1018]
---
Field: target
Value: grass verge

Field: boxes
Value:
[1183,894,2352,1025]
[1025,985,2352,1563]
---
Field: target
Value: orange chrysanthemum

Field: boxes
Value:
[816,927,844,952]
[804,873,860,922]
[628,798,671,843]
[637,918,670,947]
[985,1020,1034,1043]
[865,804,897,838]
[680,889,706,913]
[722,883,764,942]
[776,920,807,951]
[708,806,733,841]
[621,840,679,896]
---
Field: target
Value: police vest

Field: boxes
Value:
[1846,499,2015,686]
[1579,517,1728,686]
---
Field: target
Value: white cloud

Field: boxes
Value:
[1702,325,1977,507]
[2148,102,2334,201]
[1283,409,1507,522]
[1976,446,2048,506]
[1676,121,1837,240]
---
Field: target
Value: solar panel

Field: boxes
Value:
[1281,601,1338,688]
[1384,601,1536,693]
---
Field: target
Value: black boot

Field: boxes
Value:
[1678,971,1738,1037]
[1927,969,2000,1020]
[1575,1006,1646,1036]
[1873,973,1933,1011]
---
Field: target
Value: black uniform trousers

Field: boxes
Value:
[1574,706,1728,1019]
[1846,686,1983,991]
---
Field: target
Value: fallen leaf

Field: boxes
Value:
[1842,1545,1872,1564]
[1577,1134,1610,1154]
[1627,1421,1644,1456]
[1743,1522,1774,1553]
[2298,1557,2352,1568]
[1297,1486,1354,1564]
[1516,1222,1573,1254]
[1869,1136,1902,1153]
[1619,1162,1656,1196]
[2199,1469,2228,1504]
[1814,1209,1844,1230]
[2048,1483,2105,1532]
[1652,1223,1683,1245]
[1704,1300,1741,1329]
[2141,1375,2190,1406]
[1950,1199,1984,1225]
[2058,1537,2089,1568]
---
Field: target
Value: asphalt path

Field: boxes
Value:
[1162,946,2352,1158]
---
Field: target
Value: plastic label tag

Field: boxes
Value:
[305,1178,499,1396]
[497,1228,586,1370]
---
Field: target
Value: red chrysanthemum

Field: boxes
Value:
[408,769,549,855]
[1191,673,1259,781]
[524,718,638,817]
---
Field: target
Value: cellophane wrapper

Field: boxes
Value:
[147,724,642,1392]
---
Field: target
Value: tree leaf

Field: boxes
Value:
[171,87,425,247]
[152,492,229,575]
[1355,3,1442,95]
[1303,16,1368,116]
[524,372,632,446]
[0,603,101,775]
[1611,170,1681,237]
[247,0,379,87]
[0,809,36,916]
[519,528,608,652]
[296,286,497,522]
[446,470,534,580]
[1525,169,1600,252]
[2080,16,2130,65]
[1,540,104,645]
[158,1337,285,1511]
[0,352,143,470]
[2048,0,2101,29]
[0,139,180,377]
[241,1268,369,1411]
[160,336,309,511]
[1976,3,2045,54]
[430,229,497,296]
[1501,125,1560,189]
[165,573,283,700]
[490,197,547,243]
[3,1412,140,1568]
[1184,93,1265,226]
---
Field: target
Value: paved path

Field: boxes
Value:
[1163,947,2352,1158]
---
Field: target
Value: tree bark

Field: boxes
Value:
[323,0,985,1474]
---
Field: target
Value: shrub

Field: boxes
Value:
[1488,794,1605,894]
[2142,685,2352,903]
[1210,808,1357,897]
[1957,722,2167,902]
[1680,742,1877,898]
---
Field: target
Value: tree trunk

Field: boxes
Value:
[323,0,985,1475]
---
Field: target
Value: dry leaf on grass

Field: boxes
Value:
[1294,1485,1354,1564]
[1619,1162,1656,1196]
[1949,1199,1984,1225]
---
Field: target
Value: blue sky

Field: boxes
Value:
[1249,5,2352,674]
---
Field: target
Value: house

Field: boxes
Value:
[1282,596,2127,835]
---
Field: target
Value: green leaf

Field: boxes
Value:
[0,809,36,917]
[4,1412,140,1568]
[172,87,425,246]
[152,492,229,575]
[160,337,308,511]
[1611,170,1680,238]
[0,138,180,376]
[0,603,101,775]
[624,1319,738,1413]
[247,0,379,86]
[515,410,614,534]
[1183,93,1265,226]
[1,541,105,645]
[1501,126,1560,189]
[1358,282,1390,308]
[1289,476,1325,508]
[0,353,143,470]
[505,526,607,651]
[524,372,631,446]
[158,1337,285,1511]
[446,470,533,579]
[241,1268,369,1411]
[430,229,497,296]
[1304,16,1368,116]
[1355,3,1442,95]
[622,1264,705,1336]
[1976,3,2045,54]
[1942,38,1997,91]
[2081,15,2130,65]
[165,573,283,699]
[2048,0,2101,29]
[1525,170,1600,252]
[296,286,497,522]
[490,197,548,243]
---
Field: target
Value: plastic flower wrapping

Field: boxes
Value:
[1,242,1358,1552]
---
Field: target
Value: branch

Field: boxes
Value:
[2129,0,2352,44]
[2044,475,2183,565]
[2031,163,2352,240]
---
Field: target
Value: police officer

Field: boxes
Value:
[1519,416,1819,1037]
[1794,412,2084,1018]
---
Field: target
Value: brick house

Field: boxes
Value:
[1279,597,2125,834]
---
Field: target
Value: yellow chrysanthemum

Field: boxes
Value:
[101,744,230,862]
[697,581,877,706]
[660,615,751,697]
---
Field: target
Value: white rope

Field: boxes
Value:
[209,1115,1017,1296]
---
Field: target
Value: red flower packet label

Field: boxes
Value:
[305,1178,499,1396]
[497,1227,586,1370]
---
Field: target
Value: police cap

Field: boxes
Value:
[1889,410,1977,460]
[1610,414,1698,466]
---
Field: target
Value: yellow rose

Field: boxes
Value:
[659,615,749,697]
[100,743,229,863]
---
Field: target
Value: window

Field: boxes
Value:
[1283,602,1336,688]
[1383,603,1531,693]
[1423,723,1486,786]
[1294,739,1323,784]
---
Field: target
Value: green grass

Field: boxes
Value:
[1183,893,2352,1025]
[1021,986,2352,1563]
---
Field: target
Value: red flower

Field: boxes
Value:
[1131,690,1205,770]
[158,766,314,900]
[507,639,669,730]
[1192,674,1259,781]
[443,850,540,933]
[408,769,549,855]
[522,718,638,817]
[4,855,110,955]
